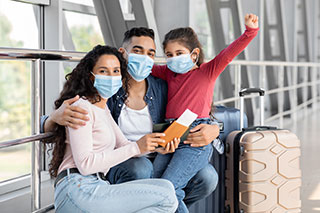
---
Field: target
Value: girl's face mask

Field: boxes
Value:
[166,50,198,74]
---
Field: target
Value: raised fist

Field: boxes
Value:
[245,13,259,29]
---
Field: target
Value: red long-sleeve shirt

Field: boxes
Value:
[151,26,259,119]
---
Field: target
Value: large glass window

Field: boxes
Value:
[64,11,104,52]
[189,0,214,59]
[64,0,94,7]
[0,0,39,182]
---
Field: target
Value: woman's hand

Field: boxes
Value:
[136,133,166,154]
[155,138,180,154]
[50,95,89,129]
[245,13,259,29]
[184,124,219,147]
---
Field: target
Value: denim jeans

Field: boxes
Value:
[153,118,214,213]
[54,169,178,213]
[107,155,218,209]
[107,156,154,184]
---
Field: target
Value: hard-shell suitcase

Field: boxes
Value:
[225,88,301,213]
[189,106,248,213]
[214,105,248,142]
[211,105,248,213]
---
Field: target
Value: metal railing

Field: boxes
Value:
[0,47,320,212]
[220,61,320,128]
[0,47,85,212]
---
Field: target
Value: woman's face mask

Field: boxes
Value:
[126,51,154,82]
[166,50,198,74]
[92,73,122,99]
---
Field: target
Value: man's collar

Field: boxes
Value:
[116,76,153,100]
[115,86,126,99]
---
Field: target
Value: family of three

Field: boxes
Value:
[42,14,259,213]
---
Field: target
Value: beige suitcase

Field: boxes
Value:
[225,88,301,213]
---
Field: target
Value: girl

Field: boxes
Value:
[50,45,178,212]
[151,14,259,212]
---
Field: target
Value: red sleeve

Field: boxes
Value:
[151,64,168,81]
[202,26,259,80]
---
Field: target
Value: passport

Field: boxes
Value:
[153,109,198,147]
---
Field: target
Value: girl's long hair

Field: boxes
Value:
[49,45,128,177]
[162,27,217,115]
[162,27,204,67]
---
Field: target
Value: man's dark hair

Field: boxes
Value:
[122,27,155,45]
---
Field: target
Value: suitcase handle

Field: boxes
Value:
[239,88,265,129]
[239,88,265,97]
[242,126,277,132]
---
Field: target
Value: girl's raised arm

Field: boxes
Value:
[203,14,259,80]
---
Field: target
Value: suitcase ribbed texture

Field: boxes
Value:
[225,129,301,212]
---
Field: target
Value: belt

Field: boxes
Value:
[54,168,107,188]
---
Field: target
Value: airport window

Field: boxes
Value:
[0,0,39,182]
[189,0,214,58]
[63,10,104,52]
[119,0,135,20]
[64,0,94,7]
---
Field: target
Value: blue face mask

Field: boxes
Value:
[92,73,122,99]
[127,53,154,82]
[166,51,197,74]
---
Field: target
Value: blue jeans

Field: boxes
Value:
[153,118,214,213]
[107,156,218,209]
[54,169,178,213]
[107,156,154,184]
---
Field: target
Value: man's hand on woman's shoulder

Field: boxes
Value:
[45,95,89,131]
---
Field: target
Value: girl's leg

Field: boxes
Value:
[54,173,178,213]
[107,156,153,184]
[160,144,213,213]
[153,152,173,178]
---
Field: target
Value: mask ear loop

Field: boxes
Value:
[190,49,199,65]
[122,48,130,57]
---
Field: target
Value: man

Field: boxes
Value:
[42,27,219,209]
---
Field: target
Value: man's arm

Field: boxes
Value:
[42,95,89,132]
[184,123,220,147]
[42,115,56,133]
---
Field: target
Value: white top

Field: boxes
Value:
[118,104,153,142]
[58,98,140,176]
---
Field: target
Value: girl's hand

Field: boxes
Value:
[184,124,219,147]
[155,138,180,154]
[245,13,259,29]
[136,133,165,153]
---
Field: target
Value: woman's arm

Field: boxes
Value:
[109,113,166,154]
[68,101,140,176]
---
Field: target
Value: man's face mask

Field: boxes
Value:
[126,50,154,82]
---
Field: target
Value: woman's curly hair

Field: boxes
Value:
[49,45,129,177]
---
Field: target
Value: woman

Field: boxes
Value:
[50,45,178,212]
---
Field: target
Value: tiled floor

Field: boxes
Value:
[283,108,320,212]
